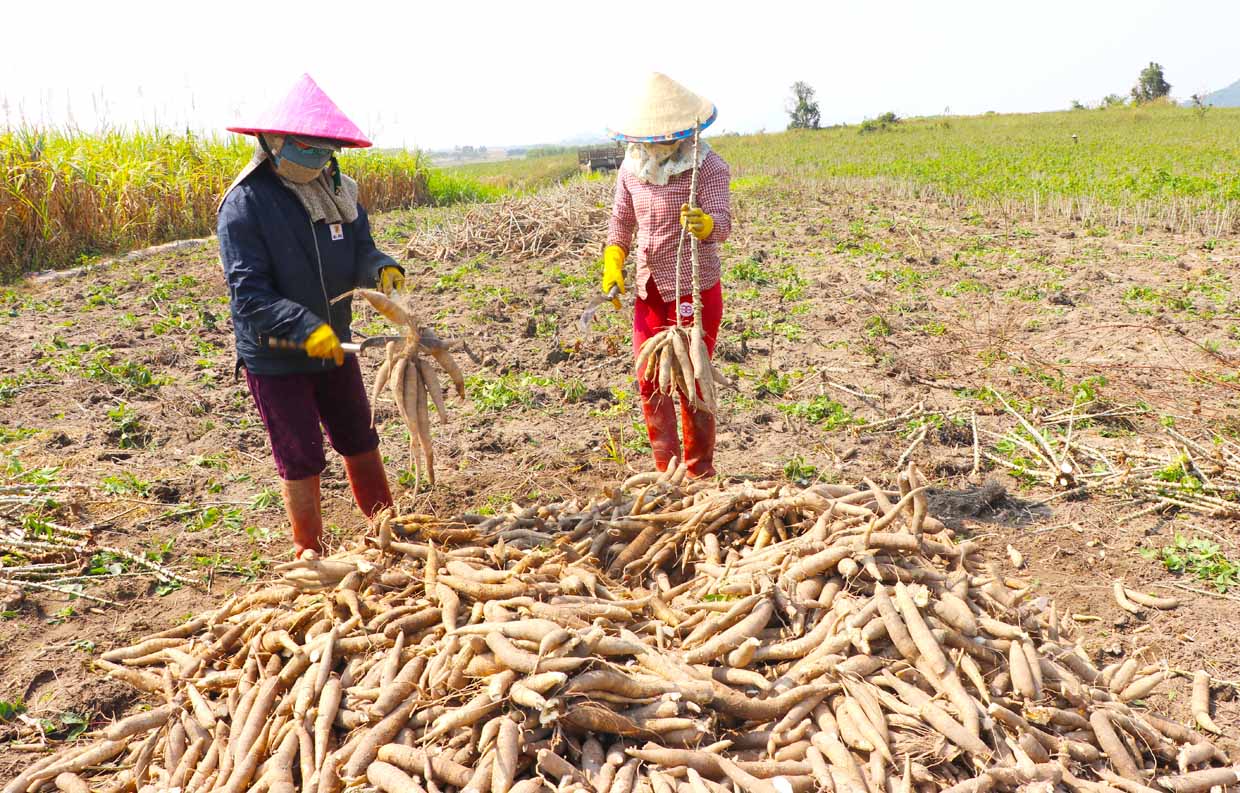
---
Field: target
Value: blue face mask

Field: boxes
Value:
[277,137,336,170]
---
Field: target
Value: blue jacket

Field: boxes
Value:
[218,163,400,376]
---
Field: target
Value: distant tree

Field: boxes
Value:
[479,145,488,155]
[1131,62,1171,104]
[1070,99,1087,111]
[786,82,821,130]
[859,112,901,135]
[1101,94,1127,108]
[1190,93,1211,120]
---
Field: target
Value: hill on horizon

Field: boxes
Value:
[1202,78,1240,106]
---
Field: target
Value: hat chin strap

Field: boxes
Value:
[330,155,342,194]
[257,133,281,165]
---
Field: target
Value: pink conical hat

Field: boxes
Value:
[228,74,372,148]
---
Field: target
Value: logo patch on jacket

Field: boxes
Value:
[330,223,344,241]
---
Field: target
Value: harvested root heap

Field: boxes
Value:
[9,462,1238,793]
[403,180,612,264]
[339,289,467,487]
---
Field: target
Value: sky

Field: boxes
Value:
[2,0,1238,150]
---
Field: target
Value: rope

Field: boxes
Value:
[670,121,703,328]
[688,124,703,336]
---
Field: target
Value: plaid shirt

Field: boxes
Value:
[607,151,732,302]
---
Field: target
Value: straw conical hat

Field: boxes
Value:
[228,74,372,148]
[608,72,717,142]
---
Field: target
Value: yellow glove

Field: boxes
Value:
[305,324,345,366]
[379,266,404,294]
[602,245,626,309]
[680,204,714,241]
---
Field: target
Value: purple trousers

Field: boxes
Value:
[245,358,380,481]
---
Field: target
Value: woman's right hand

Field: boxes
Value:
[305,324,345,366]
[602,245,627,309]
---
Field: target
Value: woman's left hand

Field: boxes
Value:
[680,204,715,241]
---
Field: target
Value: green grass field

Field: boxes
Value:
[442,152,579,194]
[712,103,1240,231]
[443,103,1240,232]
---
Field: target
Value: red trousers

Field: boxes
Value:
[245,357,379,481]
[633,278,723,478]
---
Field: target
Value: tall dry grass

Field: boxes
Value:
[0,128,431,280]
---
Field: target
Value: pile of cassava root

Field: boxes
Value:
[6,461,1237,793]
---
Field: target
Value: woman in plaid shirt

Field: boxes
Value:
[603,73,732,479]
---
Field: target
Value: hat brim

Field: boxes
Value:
[608,107,717,143]
[227,126,371,149]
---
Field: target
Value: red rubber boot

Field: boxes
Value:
[282,476,323,558]
[640,385,682,472]
[343,448,394,518]
[681,401,717,479]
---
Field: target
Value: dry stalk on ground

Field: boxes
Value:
[979,395,1240,517]
[403,180,612,264]
[0,481,191,603]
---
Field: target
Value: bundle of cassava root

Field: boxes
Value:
[637,125,727,415]
[7,460,1237,793]
[635,327,727,414]
[337,289,467,487]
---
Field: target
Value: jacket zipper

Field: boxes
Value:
[309,219,333,368]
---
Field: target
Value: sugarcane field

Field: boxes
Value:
[3,6,1240,793]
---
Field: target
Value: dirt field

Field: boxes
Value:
[2,176,1238,772]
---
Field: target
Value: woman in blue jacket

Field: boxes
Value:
[218,74,402,558]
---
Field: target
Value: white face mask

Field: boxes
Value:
[624,138,710,186]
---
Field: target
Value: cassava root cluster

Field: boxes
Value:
[634,327,727,415]
[5,461,1235,793]
[339,289,467,488]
